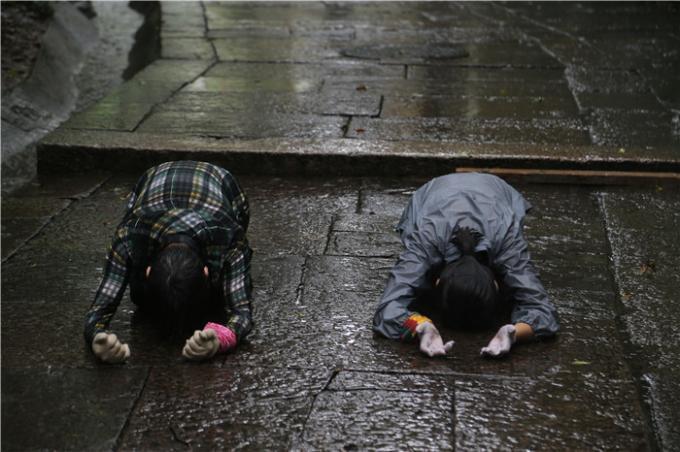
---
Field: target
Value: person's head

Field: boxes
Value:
[437,227,500,330]
[146,235,210,335]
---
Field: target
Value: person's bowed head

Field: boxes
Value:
[417,228,520,358]
[92,240,237,363]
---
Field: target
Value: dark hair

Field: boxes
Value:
[438,227,499,329]
[147,237,210,335]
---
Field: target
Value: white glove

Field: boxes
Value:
[182,329,220,361]
[416,322,455,357]
[92,332,130,364]
[480,324,516,358]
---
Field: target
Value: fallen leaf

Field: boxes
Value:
[355,128,365,133]
[356,84,367,91]
[621,292,632,301]
[571,360,591,366]
[618,148,626,154]
[640,259,656,275]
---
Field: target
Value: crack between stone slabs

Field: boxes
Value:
[465,2,593,140]
[131,58,218,133]
[294,256,309,305]
[451,379,457,450]
[341,115,351,138]
[325,253,398,259]
[324,387,436,394]
[373,95,385,118]
[1,175,112,264]
[322,215,337,255]
[297,367,340,444]
[355,187,364,214]
[113,366,152,452]
[492,3,602,53]
[595,191,659,452]
[340,367,533,382]
[199,1,218,62]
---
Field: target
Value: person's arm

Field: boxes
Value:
[84,230,131,363]
[373,231,453,356]
[183,241,253,361]
[481,226,559,357]
[222,241,253,341]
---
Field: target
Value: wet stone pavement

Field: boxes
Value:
[2,173,679,450]
[39,1,680,173]
[3,1,680,451]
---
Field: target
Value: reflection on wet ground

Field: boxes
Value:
[2,174,679,449]
[3,1,680,450]
[43,1,679,173]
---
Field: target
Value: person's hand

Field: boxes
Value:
[480,324,516,358]
[182,329,220,361]
[92,332,130,364]
[416,322,454,357]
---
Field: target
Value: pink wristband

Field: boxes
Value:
[204,322,238,353]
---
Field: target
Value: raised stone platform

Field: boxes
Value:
[37,2,680,176]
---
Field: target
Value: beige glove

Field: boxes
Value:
[416,322,455,357]
[92,332,130,364]
[480,324,516,358]
[182,329,220,361]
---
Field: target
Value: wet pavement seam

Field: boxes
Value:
[595,191,660,451]
[131,59,218,134]
[112,366,152,452]
[296,367,339,444]
[340,367,533,382]
[294,256,309,306]
[322,214,337,255]
[197,1,217,62]
[1,175,111,264]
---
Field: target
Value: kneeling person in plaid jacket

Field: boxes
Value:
[84,161,253,363]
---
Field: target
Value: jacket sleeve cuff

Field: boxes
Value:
[204,322,238,353]
[401,313,432,341]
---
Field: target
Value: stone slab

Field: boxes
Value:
[302,367,647,450]
[454,373,647,450]
[1,198,70,260]
[241,176,359,255]
[382,94,580,119]
[326,78,574,98]
[205,61,404,81]
[137,111,348,139]
[1,367,147,451]
[589,109,678,148]
[297,374,455,450]
[161,91,381,117]
[407,66,568,84]
[118,365,328,450]
[184,76,321,93]
[38,131,680,177]
[327,214,402,257]
[600,189,680,361]
[347,116,591,146]
[212,37,344,62]
[418,41,562,69]
[161,38,214,60]
[600,188,680,450]
[134,59,212,84]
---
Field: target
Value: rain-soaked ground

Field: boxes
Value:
[2,2,680,451]
[39,1,680,173]
[2,173,679,450]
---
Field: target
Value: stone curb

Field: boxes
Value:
[38,129,680,177]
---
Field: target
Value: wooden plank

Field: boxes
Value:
[455,167,680,186]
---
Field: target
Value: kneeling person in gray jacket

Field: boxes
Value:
[373,173,559,358]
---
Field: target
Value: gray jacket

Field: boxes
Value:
[373,173,559,340]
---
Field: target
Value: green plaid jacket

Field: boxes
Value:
[84,161,253,344]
